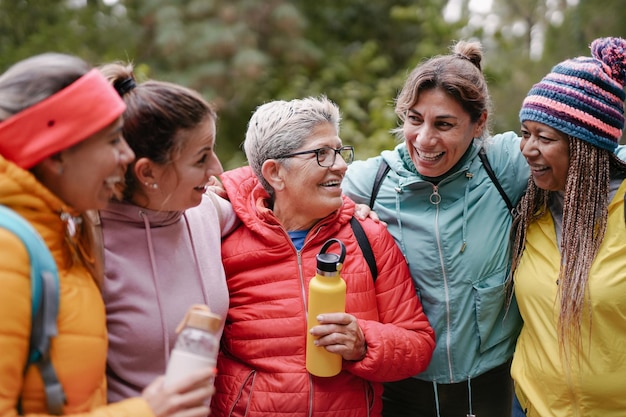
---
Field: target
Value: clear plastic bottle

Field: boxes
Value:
[164,304,221,398]
[306,238,346,377]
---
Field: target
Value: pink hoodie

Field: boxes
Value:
[100,192,238,402]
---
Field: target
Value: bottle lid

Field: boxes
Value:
[176,304,222,333]
[316,238,346,273]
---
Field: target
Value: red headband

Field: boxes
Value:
[0,69,126,169]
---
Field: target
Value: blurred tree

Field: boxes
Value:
[122,0,462,166]
[457,0,626,141]
[0,0,138,70]
[2,0,623,164]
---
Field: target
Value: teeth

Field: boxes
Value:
[418,150,444,160]
[105,176,122,186]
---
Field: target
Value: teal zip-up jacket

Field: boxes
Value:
[342,133,528,383]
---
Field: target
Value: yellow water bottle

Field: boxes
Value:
[306,238,346,377]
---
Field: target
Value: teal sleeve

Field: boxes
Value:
[343,156,384,205]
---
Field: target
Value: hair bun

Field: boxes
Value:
[591,37,626,86]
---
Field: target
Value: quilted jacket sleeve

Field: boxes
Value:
[0,229,155,417]
[343,221,436,382]
[0,228,34,416]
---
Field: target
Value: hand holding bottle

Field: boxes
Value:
[141,366,216,417]
[306,238,348,377]
[309,312,367,361]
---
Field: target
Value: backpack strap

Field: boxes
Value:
[478,147,515,215]
[0,206,66,415]
[368,160,391,209]
[349,216,377,282]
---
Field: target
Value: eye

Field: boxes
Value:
[406,114,422,123]
[435,121,454,130]
[317,147,332,157]
[197,153,209,165]
[111,133,124,145]
[520,129,530,139]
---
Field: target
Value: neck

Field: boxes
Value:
[273,199,318,231]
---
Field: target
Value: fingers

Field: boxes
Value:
[206,176,227,198]
[143,368,217,417]
[309,314,366,361]
[353,204,388,227]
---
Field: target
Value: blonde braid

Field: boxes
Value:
[558,139,609,362]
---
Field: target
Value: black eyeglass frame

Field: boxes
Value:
[276,145,354,167]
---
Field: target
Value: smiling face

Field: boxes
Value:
[520,120,570,192]
[147,116,222,211]
[43,116,135,212]
[268,122,347,230]
[403,88,485,178]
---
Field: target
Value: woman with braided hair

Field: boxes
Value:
[510,36,626,417]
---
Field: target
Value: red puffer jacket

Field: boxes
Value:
[213,166,435,417]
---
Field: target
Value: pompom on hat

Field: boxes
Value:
[520,37,626,152]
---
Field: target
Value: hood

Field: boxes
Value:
[100,199,183,228]
[220,166,354,237]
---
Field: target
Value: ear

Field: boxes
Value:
[261,159,285,192]
[134,157,157,186]
[473,111,488,138]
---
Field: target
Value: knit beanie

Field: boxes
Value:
[520,37,626,152]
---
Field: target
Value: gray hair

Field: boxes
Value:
[0,53,90,121]
[244,96,341,196]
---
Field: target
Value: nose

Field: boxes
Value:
[329,151,348,172]
[520,135,538,158]
[118,138,135,165]
[207,153,224,176]
[405,122,436,149]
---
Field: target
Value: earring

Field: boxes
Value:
[144,182,158,190]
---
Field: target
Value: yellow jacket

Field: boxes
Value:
[512,180,626,417]
[0,156,153,417]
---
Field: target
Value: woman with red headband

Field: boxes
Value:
[0,53,214,417]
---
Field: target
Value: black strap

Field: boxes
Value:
[478,147,514,215]
[369,160,391,208]
[350,217,377,282]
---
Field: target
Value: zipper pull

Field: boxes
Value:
[429,185,441,205]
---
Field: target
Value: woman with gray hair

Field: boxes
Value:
[213,96,435,417]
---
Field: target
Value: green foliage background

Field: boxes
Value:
[2,0,625,168]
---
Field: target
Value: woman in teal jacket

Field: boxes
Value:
[342,40,528,416]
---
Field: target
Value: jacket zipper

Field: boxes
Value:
[431,184,455,382]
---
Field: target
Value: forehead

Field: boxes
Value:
[412,88,467,115]
[302,122,340,145]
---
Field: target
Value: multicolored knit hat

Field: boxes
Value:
[520,37,626,152]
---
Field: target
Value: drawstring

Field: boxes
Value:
[139,210,171,363]
[182,212,211,308]
[467,377,475,417]
[433,381,441,417]
[432,378,476,417]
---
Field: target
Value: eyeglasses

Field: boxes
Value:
[277,146,354,167]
